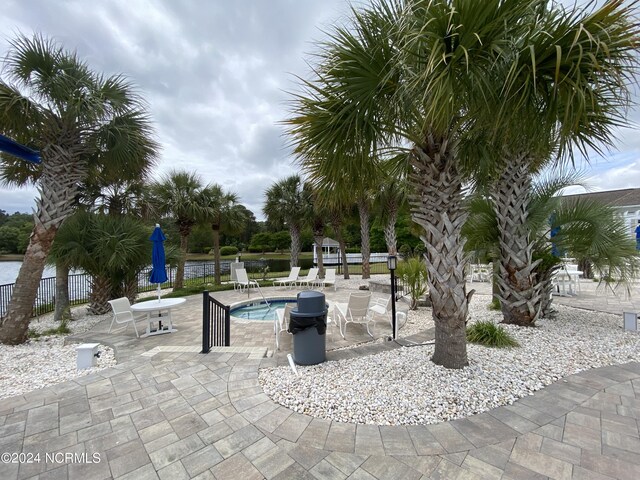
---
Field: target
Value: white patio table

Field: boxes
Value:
[554,269,583,296]
[131,297,186,338]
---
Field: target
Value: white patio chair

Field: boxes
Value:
[334,292,373,338]
[234,268,259,293]
[368,296,408,334]
[275,302,294,350]
[298,267,319,289]
[273,266,301,288]
[107,297,144,338]
[318,268,336,291]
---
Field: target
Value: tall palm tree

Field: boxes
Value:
[464,172,640,319]
[263,175,306,268]
[481,1,639,326]
[302,182,328,278]
[317,193,352,279]
[201,184,247,284]
[286,0,536,368]
[374,166,406,254]
[148,170,207,290]
[0,34,157,344]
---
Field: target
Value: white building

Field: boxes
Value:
[562,188,640,238]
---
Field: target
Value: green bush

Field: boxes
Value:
[220,246,239,256]
[488,297,501,310]
[398,244,412,258]
[397,257,428,310]
[413,243,425,257]
[466,321,519,348]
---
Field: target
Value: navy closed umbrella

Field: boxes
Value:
[149,224,168,300]
[0,134,41,164]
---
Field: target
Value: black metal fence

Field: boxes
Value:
[202,291,230,352]
[0,259,408,318]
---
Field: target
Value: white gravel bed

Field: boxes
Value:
[259,297,640,425]
[0,306,116,400]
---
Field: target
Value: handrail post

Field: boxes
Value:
[224,305,230,346]
[202,291,210,353]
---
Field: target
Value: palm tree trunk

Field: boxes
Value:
[384,210,398,254]
[314,235,325,278]
[0,151,85,345]
[357,199,371,279]
[408,137,469,369]
[491,158,541,326]
[123,277,138,304]
[175,232,189,290]
[329,212,349,279]
[88,275,111,315]
[289,225,301,268]
[212,226,222,285]
[536,267,557,318]
[0,224,56,343]
[54,263,71,323]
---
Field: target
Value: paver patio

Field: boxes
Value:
[1,278,639,479]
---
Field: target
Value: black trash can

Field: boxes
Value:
[288,291,328,365]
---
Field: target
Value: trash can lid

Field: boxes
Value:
[297,290,326,314]
[297,290,325,301]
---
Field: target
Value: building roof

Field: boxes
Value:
[562,188,640,208]
[321,237,340,247]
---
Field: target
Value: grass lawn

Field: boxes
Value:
[186,252,314,261]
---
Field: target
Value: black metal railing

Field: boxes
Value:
[0,259,407,318]
[202,291,230,353]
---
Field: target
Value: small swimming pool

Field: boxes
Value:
[230,299,296,321]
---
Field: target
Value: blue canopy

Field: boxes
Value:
[0,134,41,164]
[149,225,168,299]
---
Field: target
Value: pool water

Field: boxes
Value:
[230,300,296,321]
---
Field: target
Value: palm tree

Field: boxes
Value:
[303,183,328,278]
[0,34,157,344]
[263,175,306,268]
[286,0,537,368]
[50,212,152,313]
[374,167,406,255]
[201,184,247,284]
[147,171,208,290]
[321,195,352,279]
[463,173,640,319]
[480,1,639,326]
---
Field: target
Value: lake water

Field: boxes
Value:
[0,261,57,286]
[0,258,315,286]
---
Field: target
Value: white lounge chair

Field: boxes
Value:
[318,268,336,291]
[298,267,319,289]
[275,302,294,350]
[234,268,259,293]
[273,267,301,288]
[334,292,373,338]
[107,297,144,338]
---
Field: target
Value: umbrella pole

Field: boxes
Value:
[157,284,161,301]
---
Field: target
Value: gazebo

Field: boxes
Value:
[313,237,341,265]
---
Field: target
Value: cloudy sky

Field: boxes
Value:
[0,0,638,219]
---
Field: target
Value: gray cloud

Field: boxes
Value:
[0,0,638,220]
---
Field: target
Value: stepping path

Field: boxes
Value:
[2,279,640,479]
[1,348,639,479]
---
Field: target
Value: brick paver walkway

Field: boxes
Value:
[1,278,639,479]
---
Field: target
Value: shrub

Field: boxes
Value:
[488,298,501,310]
[220,246,238,256]
[398,244,412,259]
[413,243,425,257]
[466,321,519,348]
[397,257,428,310]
